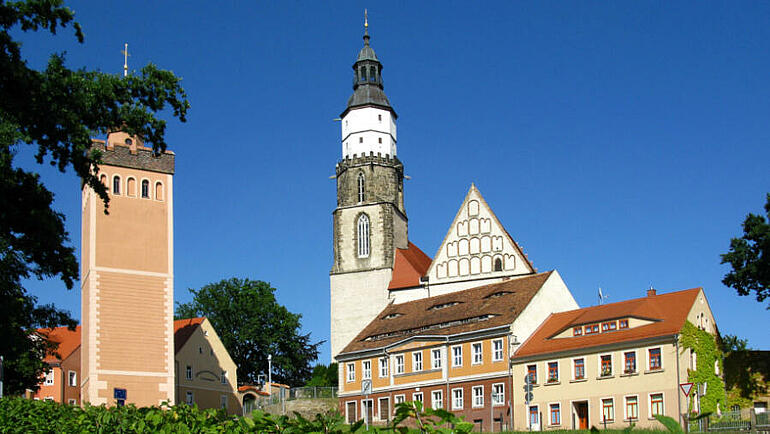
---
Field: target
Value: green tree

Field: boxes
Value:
[175,278,322,387]
[1,0,188,394]
[721,193,770,308]
[306,363,338,387]
[719,334,750,354]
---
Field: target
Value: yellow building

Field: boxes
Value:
[512,288,718,431]
[80,131,175,406]
[174,318,240,414]
[336,271,576,432]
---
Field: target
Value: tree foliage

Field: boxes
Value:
[175,278,322,387]
[0,0,189,394]
[721,193,770,308]
[306,363,338,387]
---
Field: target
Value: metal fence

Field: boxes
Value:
[706,410,751,431]
[288,386,338,400]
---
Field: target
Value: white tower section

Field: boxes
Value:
[341,107,397,158]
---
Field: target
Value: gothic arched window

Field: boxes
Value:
[494,257,503,272]
[357,214,370,258]
[141,180,150,198]
[357,173,365,203]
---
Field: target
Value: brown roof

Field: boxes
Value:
[388,242,432,290]
[174,317,205,353]
[340,271,554,355]
[513,288,702,359]
[37,326,81,363]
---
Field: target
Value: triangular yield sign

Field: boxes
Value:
[680,382,694,397]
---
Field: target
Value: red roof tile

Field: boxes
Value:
[513,288,702,359]
[388,242,432,290]
[174,317,205,353]
[37,326,81,363]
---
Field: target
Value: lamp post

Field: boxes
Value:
[508,333,520,431]
[268,354,272,396]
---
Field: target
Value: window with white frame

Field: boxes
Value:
[186,391,194,405]
[432,390,443,409]
[492,338,504,361]
[68,399,77,405]
[186,365,192,380]
[112,176,121,195]
[220,395,228,409]
[44,371,54,386]
[141,179,149,198]
[573,358,585,380]
[221,370,227,384]
[44,397,53,401]
[492,383,505,406]
[600,354,613,377]
[432,349,442,369]
[472,385,484,408]
[649,347,662,371]
[363,360,371,380]
[347,363,355,382]
[413,392,423,403]
[395,394,405,405]
[602,398,615,423]
[452,388,464,410]
[395,355,404,374]
[413,352,423,372]
[625,396,639,421]
[472,342,483,364]
[547,361,559,383]
[379,357,388,377]
[550,403,561,425]
[357,214,370,258]
[68,371,77,387]
[452,346,463,367]
[650,393,664,416]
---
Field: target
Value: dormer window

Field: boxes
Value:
[428,301,460,311]
[485,290,513,299]
[619,319,629,329]
[573,327,582,336]
[383,313,402,320]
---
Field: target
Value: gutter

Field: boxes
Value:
[511,334,679,364]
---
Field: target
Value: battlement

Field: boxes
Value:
[335,152,402,175]
[91,139,175,175]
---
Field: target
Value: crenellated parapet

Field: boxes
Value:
[91,139,175,175]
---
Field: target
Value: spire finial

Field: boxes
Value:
[363,9,370,43]
[121,43,130,77]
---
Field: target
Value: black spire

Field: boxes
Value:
[342,14,396,118]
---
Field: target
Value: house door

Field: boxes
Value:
[529,405,540,431]
[574,401,589,429]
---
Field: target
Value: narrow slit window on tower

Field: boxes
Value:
[494,258,503,271]
[141,180,150,198]
[378,114,382,122]
[358,214,370,258]
[359,137,363,144]
[378,137,382,144]
[112,176,121,195]
[357,173,365,202]
[155,182,164,201]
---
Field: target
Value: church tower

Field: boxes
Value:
[80,131,175,406]
[330,19,408,358]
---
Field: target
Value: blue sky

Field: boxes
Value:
[15,1,770,364]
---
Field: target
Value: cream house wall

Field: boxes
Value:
[510,271,578,344]
[513,339,680,430]
[175,319,240,415]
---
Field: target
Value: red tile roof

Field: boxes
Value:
[37,326,81,363]
[513,288,702,359]
[388,242,432,290]
[341,271,554,355]
[174,317,205,353]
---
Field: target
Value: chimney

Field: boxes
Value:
[647,288,657,297]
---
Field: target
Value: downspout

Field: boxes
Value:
[675,334,683,430]
[445,336,450,420]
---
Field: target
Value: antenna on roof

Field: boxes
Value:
[598,286,609,305]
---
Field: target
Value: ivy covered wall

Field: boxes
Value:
[679,321,726,414]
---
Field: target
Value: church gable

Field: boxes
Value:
[426,184,534,284]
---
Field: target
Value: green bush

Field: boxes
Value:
[0,398,476,433]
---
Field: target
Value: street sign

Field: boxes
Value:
[680,382,694,397]
[361,379,372,395]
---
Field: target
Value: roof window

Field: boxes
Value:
[428,301,460,311]
[485,290,513,299]
[382,313,402,320]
